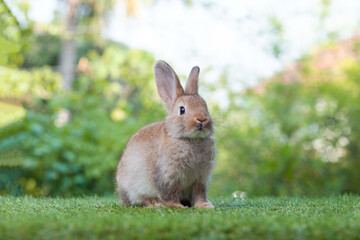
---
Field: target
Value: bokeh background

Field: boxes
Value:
[1,0,360,197]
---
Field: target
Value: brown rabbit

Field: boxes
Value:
[115,60,215,208]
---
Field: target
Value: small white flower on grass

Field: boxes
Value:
[232,191,247,200]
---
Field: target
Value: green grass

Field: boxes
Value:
[0,195,360,239]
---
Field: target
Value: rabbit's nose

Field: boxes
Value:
[195,116,209,124]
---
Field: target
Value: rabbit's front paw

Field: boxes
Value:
[194,201,214,209]
[164,202,188,208]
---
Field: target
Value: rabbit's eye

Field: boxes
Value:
[179,106,185,115]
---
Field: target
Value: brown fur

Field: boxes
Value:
[185,66,200,94]
[115,60,215,208]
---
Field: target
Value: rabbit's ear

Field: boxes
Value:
[185,66,199,95]
[154,60,184,109]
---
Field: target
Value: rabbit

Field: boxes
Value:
[115,60,215,208]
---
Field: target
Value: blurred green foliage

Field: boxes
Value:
[3,43,360,197]
[0,66,61,98]
[0,0,22,65]
[21,33,61,68]
[1,0,360,197]
[211,53,360,196]
[1,45,165,196]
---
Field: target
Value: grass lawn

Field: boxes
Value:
[1,196,360,239]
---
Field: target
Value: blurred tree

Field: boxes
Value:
[58,0,142,90]
[59,0,115,90]
[267,16,284,59]
[0,0,25,66]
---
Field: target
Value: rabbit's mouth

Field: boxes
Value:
[188,126,212,138]
[186,119,213,138]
